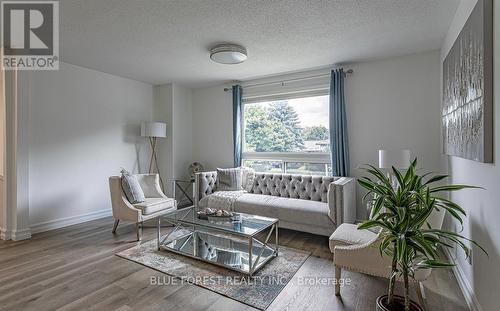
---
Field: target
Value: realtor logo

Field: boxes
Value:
[1,0,59,70]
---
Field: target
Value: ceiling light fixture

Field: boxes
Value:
[210,44,247,64]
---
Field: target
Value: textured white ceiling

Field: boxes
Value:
[60,0,459,87]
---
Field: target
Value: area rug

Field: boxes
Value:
[116,239,310,310]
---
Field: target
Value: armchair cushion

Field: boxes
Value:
[133,197,175,215]
[329,223,377,252]
[121,169,145,204]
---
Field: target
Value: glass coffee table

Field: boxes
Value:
[157,207,279,275]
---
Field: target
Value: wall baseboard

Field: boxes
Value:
[30,209,112,234]
[0,227,32,240]
[0,227,10,240]
[11,228,32,240]
[443,248,483,311]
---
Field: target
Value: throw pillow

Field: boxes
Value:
[240,166,255,192]
[216,167,242,191]
[121,169,146,204]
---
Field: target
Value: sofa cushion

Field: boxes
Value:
[234,193,334,228]
[329,223,378,252]
[240,166,255,192]
[133,198,175,215]
[198,195,209,208]
[216,168,242,191]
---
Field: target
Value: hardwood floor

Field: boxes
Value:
[0,217,468,311]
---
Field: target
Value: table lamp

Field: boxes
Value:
[378,149,411,188]
[378,149,411,170]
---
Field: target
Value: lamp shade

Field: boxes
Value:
[141,122,167,138]
[378,149,411,169]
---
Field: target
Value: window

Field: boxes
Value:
[242,93,331,176]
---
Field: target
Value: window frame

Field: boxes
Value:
[241,89,331,174]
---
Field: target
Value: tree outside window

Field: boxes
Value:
[243,94,331,175]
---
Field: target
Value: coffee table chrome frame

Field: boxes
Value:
[157,214,279,276]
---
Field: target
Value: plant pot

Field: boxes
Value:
[376,295,423,311]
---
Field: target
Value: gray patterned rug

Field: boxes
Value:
[116,239,310,310]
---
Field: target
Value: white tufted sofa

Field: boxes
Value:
[195,172,356,236]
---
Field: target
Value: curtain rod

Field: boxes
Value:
[223,69,353,92]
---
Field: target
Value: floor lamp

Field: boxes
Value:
[141,122,167,190]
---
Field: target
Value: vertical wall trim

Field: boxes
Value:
[1,70,16,239]
[2,69,31,240]
[0,47,5,237]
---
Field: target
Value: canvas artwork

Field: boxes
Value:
[442,0,493,163]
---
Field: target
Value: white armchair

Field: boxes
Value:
[330,223,437,310]
[109,174,176,240]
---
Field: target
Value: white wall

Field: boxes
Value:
[347,51,442,218]
[27,62,153,231]
[441,1,500,311]
[153,84,174,196]
[192,50,442,219]
[172,85,193,180]
[192,85,233,170]
[153,83,194,196]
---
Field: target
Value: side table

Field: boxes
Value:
[173,178,195,208]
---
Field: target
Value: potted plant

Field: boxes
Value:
[357,159,486,311]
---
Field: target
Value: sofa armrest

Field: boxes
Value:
[194,171,217,207]
[328,177,356,225]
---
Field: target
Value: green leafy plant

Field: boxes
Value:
[245,102,304,152]
[358,158,486,311]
